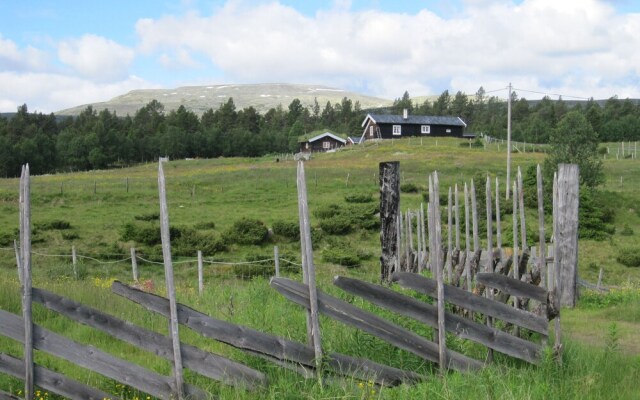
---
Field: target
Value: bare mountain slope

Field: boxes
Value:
[56,83,393,116]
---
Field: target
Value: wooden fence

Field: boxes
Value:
[1,159,578,398]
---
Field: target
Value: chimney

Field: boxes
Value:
[403,108,408,119]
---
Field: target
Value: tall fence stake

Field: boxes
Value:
[20,164,34,400]
[72,245,78,280]
[556,164,580,308]
[274,246,280,277]
[431,172,447,371]
[131,247,138,282]
[158,161,185,399]
[197,250,204,296]
[379,162,400,282]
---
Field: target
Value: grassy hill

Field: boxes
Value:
[55,83,393,116]
[0,137,638,398]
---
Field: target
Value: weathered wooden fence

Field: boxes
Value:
[2,159,579,398]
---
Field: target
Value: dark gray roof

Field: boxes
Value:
[366,114,467,127]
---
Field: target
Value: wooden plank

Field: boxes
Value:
[0,389,20,400]
[379,161,400,282]
[0,310,208,400]
[476,272,548,304]
[392,272,548,335]
[336,276,542,364]
[32,287,266,390]
[111,281,421,386]
[0,353,116,400]
[271,277,483,372]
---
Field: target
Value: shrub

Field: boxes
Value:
[322,247,361,268]
[272,220,300,241]
[619,224,634,236]
[344,193,373,203]
[313,204,342,219]
[319,216,352,235]
[616,247,640,268]
[224,218,269,245]
[120,222,161,245]
[134,212,160,221]
[36,220,71,230]
[0,232,12,246]
[172,228,226,257]
[193,221,216,230]
[61,231,80,240]
[400,183,419,193]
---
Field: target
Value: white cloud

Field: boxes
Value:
[58,34,135,81]
[0,34,49,71]
[0,71,153,113]
[134,0,640,100]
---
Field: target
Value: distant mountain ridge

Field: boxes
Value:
[55,83,394,117]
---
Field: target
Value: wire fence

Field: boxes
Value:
[1,245,304,284]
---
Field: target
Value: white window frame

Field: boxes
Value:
[322,141,331,149]
[392,125,402,135]
[446,128,452,133]
[369,126,374,137]
[421,125,431,134]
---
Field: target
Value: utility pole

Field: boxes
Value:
[506,82,512,200]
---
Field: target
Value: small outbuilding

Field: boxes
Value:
[299,131,347,153]
[361,109,470,141]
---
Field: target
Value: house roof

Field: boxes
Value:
[362,114,467,127]
[348,136,362,144]
[299,130,347,144]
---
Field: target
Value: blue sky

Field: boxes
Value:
[1,0,639,113]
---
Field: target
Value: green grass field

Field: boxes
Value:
[0,137,639,399]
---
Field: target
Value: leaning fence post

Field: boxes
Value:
[274,246,280,277]
[518,167,527,250]
[158,161,185,400]
[379,161,400,282]
[197,250,204,296]
[20,164,34,400]
[512,179,520,337]
[72,245,78,279]
[597,268,604,290]
[485,175,494,362]
[447,187,453,283]
[556,164,580,308]
[495,177,502,263]
[471,179,479,252]
[464,183,471,291]
[296,161,323,381]
[131,247,138,282]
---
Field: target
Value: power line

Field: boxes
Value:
[512,87,590,100]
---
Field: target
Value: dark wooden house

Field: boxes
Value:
[299,131,347,153]
[360,110,470,141]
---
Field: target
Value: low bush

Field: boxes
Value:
[616,247,640,268]
[0,232,12,246]
[134,212,160,221]
[400,183,419,193]
[313,204,342,219]
[193,221,216,230]
[172,228,226,257]
[344,193,373,203]
[322,247,361,268]
[36,219,71,230]
[619,224,634,236]
[224,218,269,245]
[272,220,300,241]
[319,216,352,235]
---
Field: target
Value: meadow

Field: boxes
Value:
[0,137,639,399]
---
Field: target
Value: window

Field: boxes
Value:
[323,141,331,149]
[446,128,452,133]
[305,143,309,149]
[369,126,374,137]
[421,125,431,134]
[392,125,402,135]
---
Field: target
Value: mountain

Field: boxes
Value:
[55,83,393,116]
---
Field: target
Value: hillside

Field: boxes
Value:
[55,83,393,116]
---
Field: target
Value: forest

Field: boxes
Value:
[1,88,639,177]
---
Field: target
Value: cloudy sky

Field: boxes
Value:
[1,0,639,114]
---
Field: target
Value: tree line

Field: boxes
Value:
[1,89,639,177]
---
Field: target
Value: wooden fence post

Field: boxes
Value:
[556,164,579,308]
[430,172,447,371]
[379,162,400,282]
[536,165,546,288]
[197,250,204,296]
[131,247,138,282]
[512,180,520,336]
[471,179,479,252]
[158,161,185,400]
[447,187,453,282]
[274,246,280,277]
[20,164,34,400]
[495,177,502,262]
[464,183,471,291]
[296,162,323,380]
[454,184,460,250]
[518,167,527,250]
[72,245,78,280]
